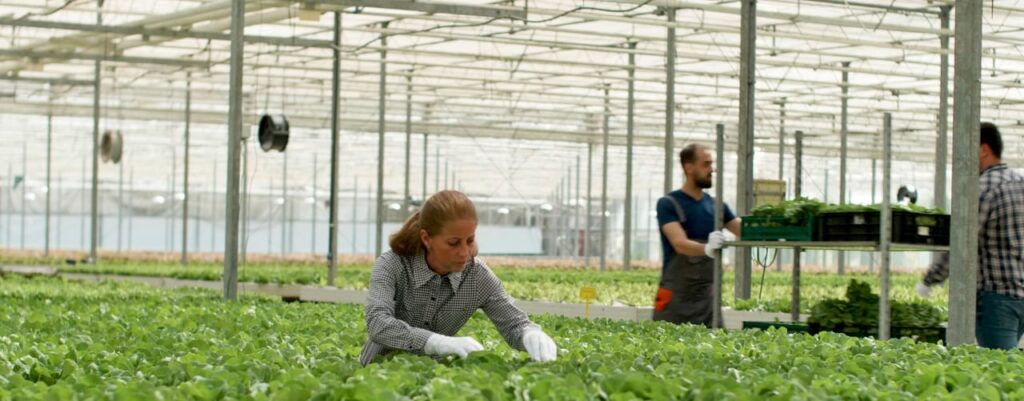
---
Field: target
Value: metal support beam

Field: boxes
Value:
[935,6,951,212]
[88,0,102,263]
[624,42,637,271]
[585,143,593,267]
[327,11,341,286]
[735,0,757,299]
[879,113,893,340]
[575,154,581,260]
[949,0,982,347]
[117,162,123,252]
[776,98,785,272]
[375,25,388,258]
[312,154,318,255]
[240,137,249,264]
[282,153,288,256]
[713,124,725,328]
[792,130,803,322]
[20,142,26,250]
[404,76,413,218]
[181,75,192,266]
[663,7,676,195]
[222,0,245,300]
[600,86,610,272]
[45,105,53,257]
[210,162,216,253]
[0,18,335,48]
[310,0,527,19]
[839,62,849,276]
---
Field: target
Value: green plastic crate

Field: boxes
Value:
[741,214,815,241]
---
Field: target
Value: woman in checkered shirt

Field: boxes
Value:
[359,190,558,365]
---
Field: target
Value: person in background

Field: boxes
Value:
[653,143,741,327]
[917,122,1024,350]
[360,190,558,365]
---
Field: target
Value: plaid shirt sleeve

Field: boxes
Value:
[923,176,996,286]
[364,252,434,355]
[476,260,539,351]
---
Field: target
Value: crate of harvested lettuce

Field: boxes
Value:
[742,197,825,241]
[815,204,950,245]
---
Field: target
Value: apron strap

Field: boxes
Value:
[663,194,687,225]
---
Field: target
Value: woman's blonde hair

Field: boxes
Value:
[389,190,478,256]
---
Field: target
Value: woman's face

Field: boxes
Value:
[421,218,477,275]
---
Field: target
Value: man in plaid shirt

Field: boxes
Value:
[918,122,1024,350]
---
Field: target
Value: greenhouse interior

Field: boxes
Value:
[1,0,1024,399]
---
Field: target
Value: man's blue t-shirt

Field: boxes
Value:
[656,190,736,273]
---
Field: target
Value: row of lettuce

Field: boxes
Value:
[0,276,1015,400]
[28,258,947,314]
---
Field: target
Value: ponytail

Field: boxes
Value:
[389,211,424,256]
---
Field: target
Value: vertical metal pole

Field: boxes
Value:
[404,75,412,217]
[792,130,803,322]
[20,142,26,250]
[585,143,593,267]
[80,158,85,251]
[127,169,132,251]
[117,158,122,252]
[422,133,428,199]
[211,161,217,253]
[352,177,358,253]
[713,124,725,328]
[735,0,757,299]
[879,113,893,340]
[600,85,610,273]
[949,0,982,347]
[286,153,293,255]
[281,154,288,256]
[4,161,8,245]
[240,140,248,264]
[778,99,785,183]
[575,154,581,260]
[444,160,449,189]
[222,0,245,300]
[45,106,53,256]
[935,6,951,213]
[366,182,372,252]
[89,0,103,263]
[312,154,318,255]
[269,180,275,254]
[663,8,676,195]
[933,6,952,278]
[171,149,177,252]
[327,11,341,285]
[194,172,201,253]
[375,25,388,258]
[838,62,849,276]
[56,173,62,250]
[776,98,785,272]
[182,75,191,266]
[435,146,440,193]
[869,158,876,273]
[624,41,636,271]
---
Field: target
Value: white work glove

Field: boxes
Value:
[522,329,557,362]
[721,230,737,242]
[916,282,932,298]
[423,334,484,358]
[704,231,725,259]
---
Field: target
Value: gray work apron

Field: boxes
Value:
[652,195,720,328]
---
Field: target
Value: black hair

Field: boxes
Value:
[981,122,1003,159]
[679,144,706,167]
